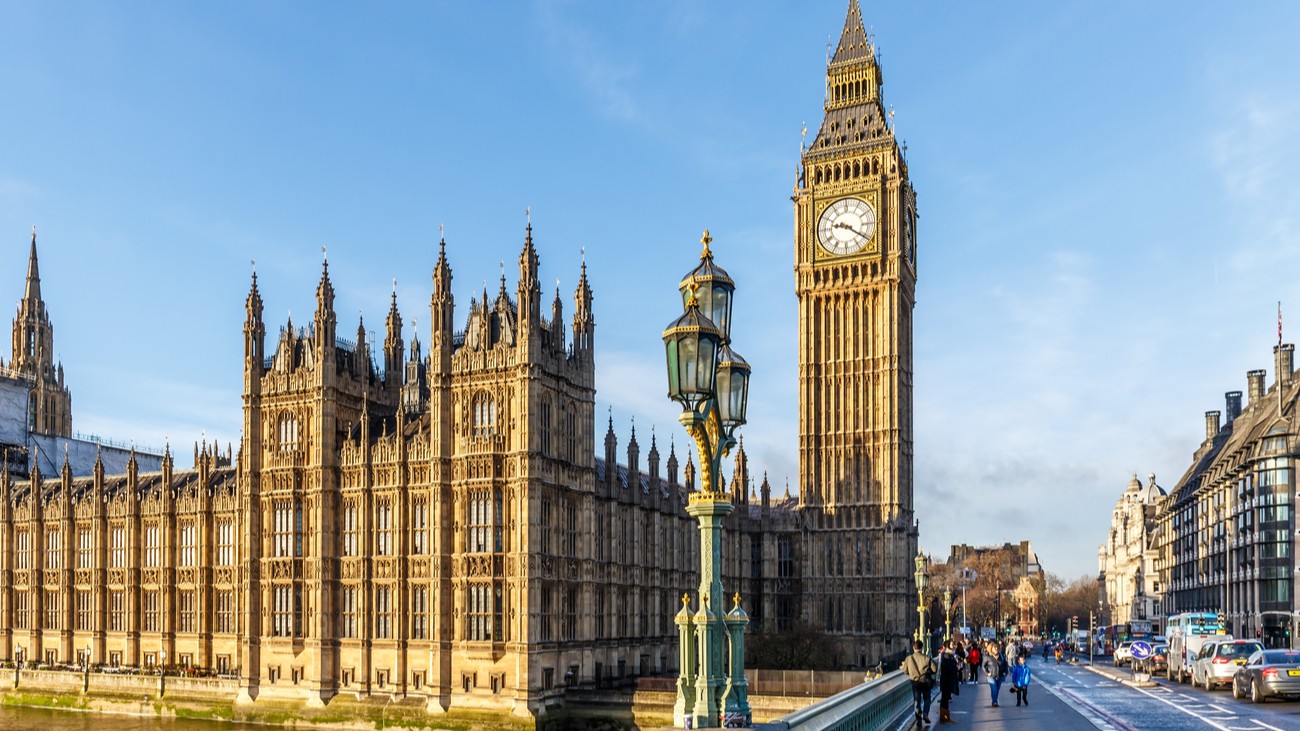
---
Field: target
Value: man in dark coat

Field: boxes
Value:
[938,639,961,723]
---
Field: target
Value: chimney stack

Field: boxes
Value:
[1275,343,1294,390]
[1248,369,1267,404]
[1205,410,1221,440]
[1225,391,1243,422]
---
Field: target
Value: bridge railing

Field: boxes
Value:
[761,670,913,731]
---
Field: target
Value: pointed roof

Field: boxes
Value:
[830,0,872,66]
[24,227,41,302]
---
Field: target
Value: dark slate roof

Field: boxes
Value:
[830,0,872,66]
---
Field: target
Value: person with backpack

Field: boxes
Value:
[902,639,937,724]
[982,642,1008,707]
[1010,655,1033,707]
[966,641,981,685]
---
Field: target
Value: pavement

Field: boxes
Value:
[907,658,1109,731]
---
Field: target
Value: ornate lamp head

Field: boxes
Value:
[679,229,736,342]
[663,283,722,412]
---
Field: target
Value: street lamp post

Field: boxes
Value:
[915,549,929,654]
[664,231,752,730]
[943,588,953,643]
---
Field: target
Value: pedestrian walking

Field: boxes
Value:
[1011,655,1032,706]
[901,639,937,725]
[938,640,961,724]
[982,643,1008,707]
[966,641,981,685]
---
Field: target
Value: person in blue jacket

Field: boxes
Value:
[1010,655,1033,706]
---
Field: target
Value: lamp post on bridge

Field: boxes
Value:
[915,549,929,654]
[665,230,752,729]
[943,588,953,644]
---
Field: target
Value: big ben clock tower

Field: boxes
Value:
[794,0,918,662]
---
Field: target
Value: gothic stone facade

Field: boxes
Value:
[0,229,806,718]
[793,0,919,662]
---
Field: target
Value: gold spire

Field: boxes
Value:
[700,229,713,259]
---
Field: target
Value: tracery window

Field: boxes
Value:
[77,528,92,569]
[374,501,392,556]
[143,524,160,567]
[410,498,428,555]
[109,591,124,632]
[217,520,234,566]
[539,497,552,554]
[468,490,502,553]
[278,412,299,451]
[342,501,359,557]
[375,586,391,639]
[472,393,496,436]
[76,590,91,630]
[44,590,59,629]
[178,591,195,632]
[467,582,502,641]
[339,587,357,639]
[45,529,60,570]
[272,585,301,637]
[142,591,159,632]
[15,592,28,629]
[15,529,29,569]
[411,586,427,640]
[563,501,578,559]
[273,499,303,557]
[111,527,127,568]
[179,522,196,567]
[215,591,234,634]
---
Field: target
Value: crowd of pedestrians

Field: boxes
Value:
[901,635,1039,725]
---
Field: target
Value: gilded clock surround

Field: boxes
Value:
[814,191,881,261]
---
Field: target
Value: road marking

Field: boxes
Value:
[1251,721,1285,731]
[1037,679,1135,731]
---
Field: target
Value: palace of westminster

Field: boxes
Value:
[0,1,920,718]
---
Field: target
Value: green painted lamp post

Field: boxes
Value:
[943,588,953,643]
[915,549,928,654]
[664,230,752,729]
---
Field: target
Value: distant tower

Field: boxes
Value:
[10,229,73,437]
[793,0,918,661]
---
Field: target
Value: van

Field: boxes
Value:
[1169,630,1232,683]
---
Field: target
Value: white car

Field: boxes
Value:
[1192,639,1264,690]
[1114,641,1134,667]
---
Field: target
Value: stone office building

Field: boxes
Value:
[1157,346,1299,648]
[1098,474,1166,634]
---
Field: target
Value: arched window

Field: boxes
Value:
[473,393,496,437]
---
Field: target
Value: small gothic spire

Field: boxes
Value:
[24,225,42,302]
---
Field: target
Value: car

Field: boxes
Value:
[1114,641,1134,667]
[1192,639,1264,690]
[1232,649,1300,702]
[1133,644,1168,675]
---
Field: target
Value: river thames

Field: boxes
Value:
[0,706,269,730]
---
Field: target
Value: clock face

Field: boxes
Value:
[904,209,915,263]
[817,197,876,256]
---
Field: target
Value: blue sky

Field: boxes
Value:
[2,2,1299,581]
